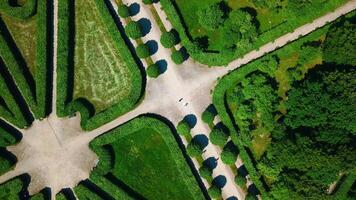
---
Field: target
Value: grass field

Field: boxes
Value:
[89,117,205,200]
[73,0,136,113]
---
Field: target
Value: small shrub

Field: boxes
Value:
[202,110,215,124]
[117,5,130,18]
[171,49,184,64]
[136,44,150,58]
[221,147,237,165]
[235,173,246,188]
[209,127,228,147]
[208,185,221,199]
[246,193,257,200]
[177,120,191,136]
[186,141,203,157]
[160,31,177,48]
[199,165,212,180]
[146,64,160,78]
[125,21,142,39]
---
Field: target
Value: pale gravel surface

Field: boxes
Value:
[0,0,355,199]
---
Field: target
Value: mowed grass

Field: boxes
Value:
[73,0,137,113]
[1,15,37,76]
[91,117,205,200]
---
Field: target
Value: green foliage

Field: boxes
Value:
[171,49,185,64]
[246,193,257,200]
[235,173,246,188]
[160,30,178,48]
[323,19,356,66]
[186,141,203,157]
[136,43,150,58]
[177,120,191,136]
[201,109,215,125]
[208,185,221,199]
[209,126,229,147]
[197,3,225,31]
[221,145,238,165]
[125,21,142,39]
[199,165,212,180]
[142,0,153,5]
[117,4,130,18]
[146,64,160,78]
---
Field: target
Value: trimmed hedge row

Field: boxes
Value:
[57,0,143,130]
[160,0,349,66]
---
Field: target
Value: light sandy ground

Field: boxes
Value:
[0,0,355,199]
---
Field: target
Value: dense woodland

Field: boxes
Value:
[222,13,356,199]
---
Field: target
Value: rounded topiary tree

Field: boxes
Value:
[202,109,215,125]
[221,147,237,165]
[125,21,142,39]
[146,64,160,78]
[208,185,221,199]
[136,44,150,58]
[160,31,177,48]
[186,141,203,157]
[199,165,212,180]
[235,173,246,188]
[117,4,130,18]
[171,49,184,64]
[142,0,153,5]
[177,120,191,136]
[209,126,229,147]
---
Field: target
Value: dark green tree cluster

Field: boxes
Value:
[323,19,356,66]
[199,165,213,181]
[177,119,191,136]
[171,49,185,64]
[207,185,221,199]
[221,143,239,165]
[186,140,204,157]
[197,3,225,31]
[136,43,150,58]
[209,125,229,147]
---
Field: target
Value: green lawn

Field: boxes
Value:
[89,117,205,200]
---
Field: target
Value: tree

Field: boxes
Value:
[208,185,221,199]
[171,50,184,64]
[125,21,142,39]
[160,31,178,48]
[198,3,225,30]
[201,110,215,125]
[135,44,150,58]
[209,126,228,147]
[146,64,160,78]
[224,9,257,43]
[221,147,238,165]
[142,0,153,5]
[199,165,212,180]
[186,141,203,157]
[323,20,356,66]
[246,193,257,200]
[235,173,246,188]
[177,120,191,136]
[117,4,130,18]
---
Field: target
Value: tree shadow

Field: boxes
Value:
[237,165,248,177]
[179,46,190,61]
[128,2,140,16]
[138,18,151,37]
[183,114,197,128]
[155,59,167,74]
[80,179,115,200]
[203,157,218,170]
[192,134,209,149]
[226,197,238,200]
[19,174,31,200]
[105,173,147,200]
[248,183,260,196]
[145,40,158,55]
[213,175,227,189]
[60,188,77,200]
[0,119,22,141]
